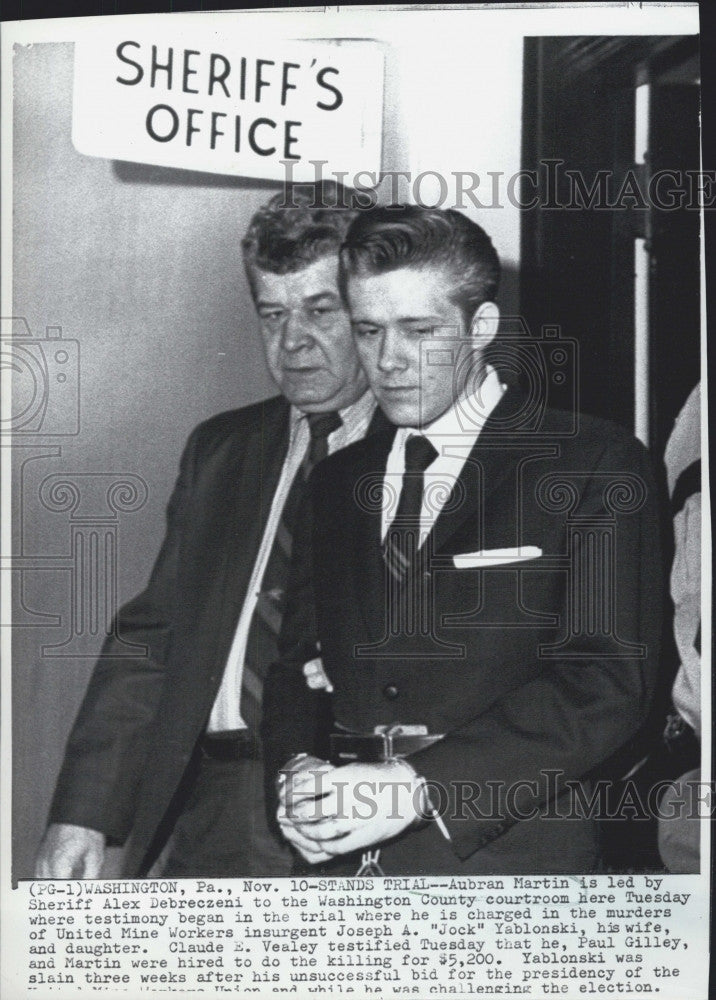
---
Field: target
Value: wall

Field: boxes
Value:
[10,19,522,878]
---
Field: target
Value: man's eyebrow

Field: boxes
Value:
[304,290,341,305]
[399,315,444,324]
[351,315,447,325]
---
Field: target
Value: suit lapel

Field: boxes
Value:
[208,398,291,687]
[351,425,397,645]
[208,397,389,677]
[429,386,533,555]
[352,389,538,642]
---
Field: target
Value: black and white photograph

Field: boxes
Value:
[0,4,710,998]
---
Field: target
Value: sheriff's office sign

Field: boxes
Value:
[72,30,383,180]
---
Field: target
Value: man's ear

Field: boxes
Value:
[468,301,500,348]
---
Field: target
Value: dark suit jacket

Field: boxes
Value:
[49,395,295,875]
[263,392,664,874]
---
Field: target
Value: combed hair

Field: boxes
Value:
[242,181,359,295]
[339,205,500,325]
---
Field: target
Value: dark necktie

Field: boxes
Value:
[383,434,438,584]
[239,410,342,736]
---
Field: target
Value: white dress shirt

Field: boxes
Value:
[207,389,376,733]
[381,366,506,545]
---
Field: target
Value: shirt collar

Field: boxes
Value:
[394,366,505,457]
[290,387,376,435]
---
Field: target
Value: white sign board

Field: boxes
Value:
[72,30,384,180]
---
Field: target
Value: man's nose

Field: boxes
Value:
[281,310,312,352]
[377,328,407,373]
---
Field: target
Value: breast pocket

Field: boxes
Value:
[434,557,562,631]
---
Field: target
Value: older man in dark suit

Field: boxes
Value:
[264,205,664,875]
[35,182,378,878]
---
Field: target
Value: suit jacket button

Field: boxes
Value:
[383,684,399,700]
